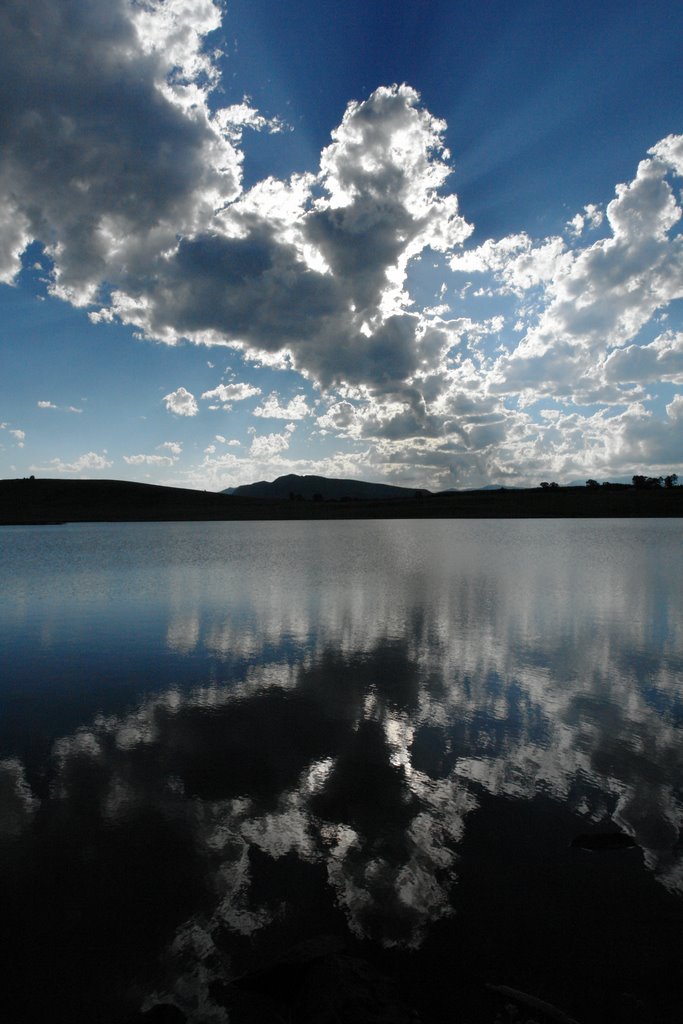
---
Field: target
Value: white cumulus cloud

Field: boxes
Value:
[253,394,311,419]
[30,452,113,474]
[603,331,683,385]
[201,383,262,404]
[123,453,175,466]
[163,387,198,417]
[249,424,295,460]
[157,441,183,456]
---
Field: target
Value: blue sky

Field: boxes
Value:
[1,0,682,489]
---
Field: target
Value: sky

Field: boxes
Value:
[1,0,682,491]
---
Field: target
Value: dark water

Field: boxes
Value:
[1,519,682,1023]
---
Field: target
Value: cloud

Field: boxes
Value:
[1,0,682,486]
[603,331,683,384]
[0,0,246,300]
[147,122,682,486]
[200,382,261,404]
[249,424,295,460]
[37,400,82,413]
[30,451,113,473]
[163,387,198,417]
[157,441,183,456]
[649,133,683,176]
[123,453,175,466]
[600,394,683,468]
[462,142,683,413]
[1,423,27,449]
[565,203,604,238]
[214,100,287,142]
[450,233,569,296]
[4,22,473,393]
[316,400,361,436]
[253,393,311,419]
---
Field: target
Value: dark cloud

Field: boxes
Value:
[108,83,472,396]
[0,0,239,298]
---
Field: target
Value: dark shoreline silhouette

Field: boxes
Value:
[1,476,682,525]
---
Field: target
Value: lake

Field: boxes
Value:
[1,518,682,1023]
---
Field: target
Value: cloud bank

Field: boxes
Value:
[1,0,682,486]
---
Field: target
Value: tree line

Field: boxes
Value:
[539,475,679,489]
[585,474,679,489]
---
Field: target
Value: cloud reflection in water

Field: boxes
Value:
[1,519,682,1020]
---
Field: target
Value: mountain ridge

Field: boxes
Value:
[227,473,430,501]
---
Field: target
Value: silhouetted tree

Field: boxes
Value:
[664,473,678,488]
[586,479,600,489]
[540,481,559,489]
[632,475,664,489]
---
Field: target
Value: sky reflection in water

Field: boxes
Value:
[1,519,682,1021]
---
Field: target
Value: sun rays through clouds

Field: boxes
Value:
[1,0,681,488]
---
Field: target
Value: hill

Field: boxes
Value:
[228,473,428,501]
[0,478,235,524]
[1,476,681,525]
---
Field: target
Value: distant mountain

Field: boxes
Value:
[227,474,430,501]
[437,484,521,493]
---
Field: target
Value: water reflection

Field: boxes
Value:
[1,519,682,1020]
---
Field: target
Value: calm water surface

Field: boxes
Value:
[1,519,682,1022]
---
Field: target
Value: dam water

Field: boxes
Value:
[1,518,682,1022]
